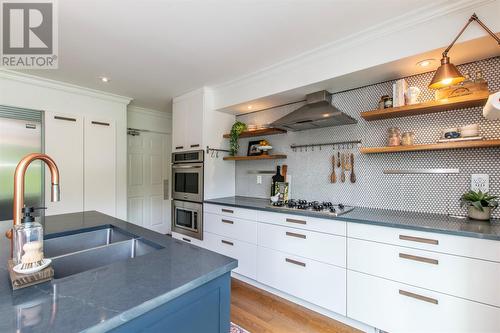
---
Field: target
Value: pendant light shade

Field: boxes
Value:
[426,13,499,90]
[428,56,465,89]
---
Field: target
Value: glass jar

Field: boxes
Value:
[13,221,44,266]
[401,132,415,146]
[387,127,401,146]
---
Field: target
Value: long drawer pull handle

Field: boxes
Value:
[190,144,200,148]
[399,253,438,265]
[221,219,234,224]
[399,235,439,245]
[286,218,306,225]
[221,209,234,214]
[54,116,77,122]
[221,240,234,246]
[91,121,110,126]
[286,231,306,239]
[175,146,184,150]
[399,289,438,305]
[182,238,191,243]
[285,258,306,267]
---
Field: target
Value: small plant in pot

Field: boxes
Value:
[460,190,498,221]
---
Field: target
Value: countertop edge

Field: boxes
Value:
[83,261,237,333]
[204,199,500,242]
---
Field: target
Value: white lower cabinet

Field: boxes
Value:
[257,246,346,315]
[258,222,346,267]
[348,237,500,307]
[204,212,258,244]
[204,232,257,279]
[171,232,205,247]
[347,270,500,333]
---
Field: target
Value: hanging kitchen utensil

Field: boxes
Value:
[337,151,341,168]
[281,165,288,182]
[350,153,356,183]
[330,155,336,183]
[340,153,346,183]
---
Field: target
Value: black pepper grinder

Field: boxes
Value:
[271,165,284,196]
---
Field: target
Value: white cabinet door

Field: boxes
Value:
[204,231,257,280]
[44,112,84,215]
[185,93,203,150]
[84,118,116,216]
[347,270,500,333]
[172,99,187,151]
[172,90,204,151]
[257,246,346,315]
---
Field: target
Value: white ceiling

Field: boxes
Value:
[20,0,441,112]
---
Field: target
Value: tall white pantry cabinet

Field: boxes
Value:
[44,111,116,217]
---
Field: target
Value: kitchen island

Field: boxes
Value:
[0,211,237,333]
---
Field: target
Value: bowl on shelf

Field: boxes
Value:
[257,145,273,155]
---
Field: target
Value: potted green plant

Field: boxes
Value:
[460,190,498,221]
[229,121,247,156]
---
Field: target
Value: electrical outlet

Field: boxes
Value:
[256,175,262,184]
[471,174,489,192]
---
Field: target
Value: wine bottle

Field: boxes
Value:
[271,165,284,196]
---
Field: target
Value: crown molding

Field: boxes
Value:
[0,69,133,105]
[212,0,495,96]
[128,105,172,119]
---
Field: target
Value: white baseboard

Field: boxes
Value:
[231,272,376,333]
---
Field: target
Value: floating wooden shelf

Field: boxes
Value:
[223,154,287,161]
[223,128,286,139]
[360,91,490,121]
[360,139,500,154]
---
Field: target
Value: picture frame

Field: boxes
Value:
[247,140,262,156]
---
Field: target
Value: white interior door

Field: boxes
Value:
[128,131,171,234]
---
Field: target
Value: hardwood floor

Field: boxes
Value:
[230,278,362,333]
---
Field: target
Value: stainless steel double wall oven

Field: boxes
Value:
[171,150,204,240]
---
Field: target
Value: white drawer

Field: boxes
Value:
[347,222,500,262]
[258,211,346,236]
[347,270,500,333]
[257,247,346,315]
[258,222,346,267]
[204,212,258,244]
[204,204,258,221]
[171,232,205,247]
[348,238,500,307]
[204,232,257,280]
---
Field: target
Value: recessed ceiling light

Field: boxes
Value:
[99,76,110,83]
[247,105,253,110]
[416,59,435,68]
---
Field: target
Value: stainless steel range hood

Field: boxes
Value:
[270,90,357,131]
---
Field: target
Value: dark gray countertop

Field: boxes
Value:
[204,196,500,241]
[0,211,237,333]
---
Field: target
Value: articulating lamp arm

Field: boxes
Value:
[442,13,500,59]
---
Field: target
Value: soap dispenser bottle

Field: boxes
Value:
[13,207,45,267]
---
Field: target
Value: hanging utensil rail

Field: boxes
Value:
[206,146,230,158]
[290,140,361,151]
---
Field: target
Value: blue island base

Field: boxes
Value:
[110,272,231,333]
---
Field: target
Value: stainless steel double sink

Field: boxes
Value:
[44,226,164,279]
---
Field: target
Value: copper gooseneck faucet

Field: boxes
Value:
[6,154,61,249]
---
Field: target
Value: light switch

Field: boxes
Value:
[256,175,262,184]
[471,174,489,192]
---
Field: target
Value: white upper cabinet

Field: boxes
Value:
[84,118,116,216]
[172,90,204,151]
[44,112,84,215]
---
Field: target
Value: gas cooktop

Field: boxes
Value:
[269,199,354,217]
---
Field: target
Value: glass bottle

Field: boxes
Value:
[13,207,44,266]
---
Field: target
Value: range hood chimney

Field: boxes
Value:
[270,90,357,131]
